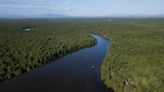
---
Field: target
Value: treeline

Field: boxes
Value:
[0,19,164,92]
[97,19,164,92]
[0,20,96,81]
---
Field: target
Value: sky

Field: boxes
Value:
[0,0,164,17]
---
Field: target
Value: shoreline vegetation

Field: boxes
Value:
[0,20,97,81]
[0,18,164,92]
[98,19,164,92]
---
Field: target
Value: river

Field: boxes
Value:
[0,34,113,92]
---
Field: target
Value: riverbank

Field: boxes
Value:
[98,19,164,92]
[0,20,96,81]
[0,19,163,92]
[0,34,112,92]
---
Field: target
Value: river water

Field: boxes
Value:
[0,34,113,92]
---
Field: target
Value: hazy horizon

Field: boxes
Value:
[0,0,164,18]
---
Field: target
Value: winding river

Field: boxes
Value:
[0,34,113,92]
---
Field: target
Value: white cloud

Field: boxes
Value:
[63,1,72,12]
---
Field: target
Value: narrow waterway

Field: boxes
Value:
[0,34,113,92]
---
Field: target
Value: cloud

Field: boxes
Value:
[0,3,72,14]
[65,7,71,11]
[63,2,72,12]
[0,5,36,8]
[0,4,59,11]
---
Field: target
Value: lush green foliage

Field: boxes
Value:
[98,19,164,92]
[0,19,96,81]
[0,19,164,92]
